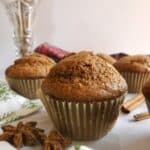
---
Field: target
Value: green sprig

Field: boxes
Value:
[75,145,81,150]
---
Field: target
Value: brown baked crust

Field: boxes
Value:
[114,55,150,72]
[14,53,54,64]
[5,53,56,79]
[42,51,127,101]
[97,53,116,64]
[142,81,150,99]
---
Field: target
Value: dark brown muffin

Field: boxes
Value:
[111,53,128,60]
[42,51,127,101]
[114,55,150,93]
[97,53,116,64]
[39,51,127,140]
[5,53,56,99]
[143,81,150,99]
[142,81,150,112]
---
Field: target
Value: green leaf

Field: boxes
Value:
[22,100,39,109]
[75,145,81,150]
[0,81,17,101]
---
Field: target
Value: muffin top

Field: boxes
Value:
[42,51,127,102]
[97,53,116,64]
[6,53,56,79]
[142,81,150,99]
[114,55,150,72]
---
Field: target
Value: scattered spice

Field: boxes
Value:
[0,122,72,150]
[0,121,45,148]
[43,130,72,150]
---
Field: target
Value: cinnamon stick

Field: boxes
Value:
[134,112,150,121]
[121,94,145,113]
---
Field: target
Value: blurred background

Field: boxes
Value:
[0,0,150,70]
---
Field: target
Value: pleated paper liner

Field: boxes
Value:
[38,89,125,140]
[6,77,44,99]
[121,72,150,93]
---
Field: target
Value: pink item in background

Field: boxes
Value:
[34,43,70,62]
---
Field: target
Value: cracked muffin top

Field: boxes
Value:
[42,51,127,101]
[143,81,150,99]
[114,55,150,72]
[5,53,56,79]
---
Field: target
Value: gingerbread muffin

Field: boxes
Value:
[142,81,150,112]
[5,53,55,99]
[39,51,127,140]
[114,55,150,93]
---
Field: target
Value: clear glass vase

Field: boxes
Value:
[1,0,40,57]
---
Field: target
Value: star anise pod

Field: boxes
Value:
[44,139,63,150]
[43,130,72,150]
[0,121,45,148]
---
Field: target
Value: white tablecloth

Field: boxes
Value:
[0,69,150,150]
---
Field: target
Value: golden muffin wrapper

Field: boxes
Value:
[39,89,125,140]
[6,77,44,99]
[121,72,150,93]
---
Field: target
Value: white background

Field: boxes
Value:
[0,0,150,69]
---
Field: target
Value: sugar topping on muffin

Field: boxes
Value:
[6,53,56,79]
[42,51,127,101]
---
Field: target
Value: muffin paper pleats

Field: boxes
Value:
[6,77,44,99]
[39,89,125,140]
[121,72,150,93]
